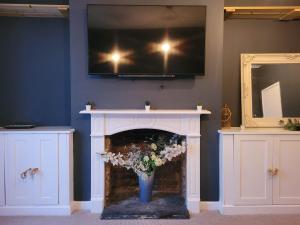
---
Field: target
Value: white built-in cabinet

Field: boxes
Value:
[0,127,74,216]
[0,135,4,207]
[219,128,300,214]
[273,136,300,205]
[233,135,273,206]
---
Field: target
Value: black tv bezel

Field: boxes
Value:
[86,4,207,78]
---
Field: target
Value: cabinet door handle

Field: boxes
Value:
[31,168,39,176]
[267,168,279,176]
[267,168,273,176]
[273,168,279,176]
[20,168,32,179]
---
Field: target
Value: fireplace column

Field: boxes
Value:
[90,115,105,212]
[186,135,201,213]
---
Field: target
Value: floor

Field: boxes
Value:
[1,211,300,225]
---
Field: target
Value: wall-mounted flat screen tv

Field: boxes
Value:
[87,5,206,78]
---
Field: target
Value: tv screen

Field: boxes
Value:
[87,5,206,77]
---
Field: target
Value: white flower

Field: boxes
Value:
[100,136,187,176]
[154,158,163,166]
[151,154,157,160]
[151,143,157,151]
[139,162,146,171]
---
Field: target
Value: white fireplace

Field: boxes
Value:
[80,109,211,214]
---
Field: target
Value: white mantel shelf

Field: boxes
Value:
[80,109,211,115]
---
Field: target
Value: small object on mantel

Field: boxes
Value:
[86,101,93,111]
[196,103,203,111]
[145,101,151,111]
[221,104,232,128]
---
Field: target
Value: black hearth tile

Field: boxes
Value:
[101,194,190,220]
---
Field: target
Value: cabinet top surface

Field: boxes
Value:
[0,126,74,134]
[218,127,300,135]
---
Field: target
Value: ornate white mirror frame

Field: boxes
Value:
[241,53,300,127]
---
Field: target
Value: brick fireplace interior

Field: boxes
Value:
[104,129,187,207]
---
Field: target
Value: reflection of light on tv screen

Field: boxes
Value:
[97,49,133,74]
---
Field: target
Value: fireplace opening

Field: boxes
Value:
[102,129,189,219]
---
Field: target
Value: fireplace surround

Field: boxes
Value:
[80,109,211,214]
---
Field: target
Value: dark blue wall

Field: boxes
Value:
[0,17,70,126]
[70,0,224,201]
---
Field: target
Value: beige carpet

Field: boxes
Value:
[1,211,300,225]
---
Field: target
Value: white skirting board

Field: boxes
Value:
[200,201,220,211]
[72,201,300,215]
[71,201,93,212]
[220,205,300,215]
[71,201,220,212]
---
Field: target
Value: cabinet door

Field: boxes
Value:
[0,135,4,206]
[273,135,300,205]
[5,134,38,205]
[234,135,273,205]
[33,134,58,205]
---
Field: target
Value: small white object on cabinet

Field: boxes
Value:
[219,128,300,215]
[0,127,74,216]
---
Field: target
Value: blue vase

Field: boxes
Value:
[138,173,154,203]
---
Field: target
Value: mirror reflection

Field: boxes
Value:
[251,63,300,118]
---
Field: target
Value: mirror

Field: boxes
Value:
[241,53,300,127]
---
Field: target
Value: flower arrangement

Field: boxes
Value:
[101,134,186,178]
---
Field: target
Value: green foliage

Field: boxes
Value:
[279,119,300,131]
[141,156,157,176]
